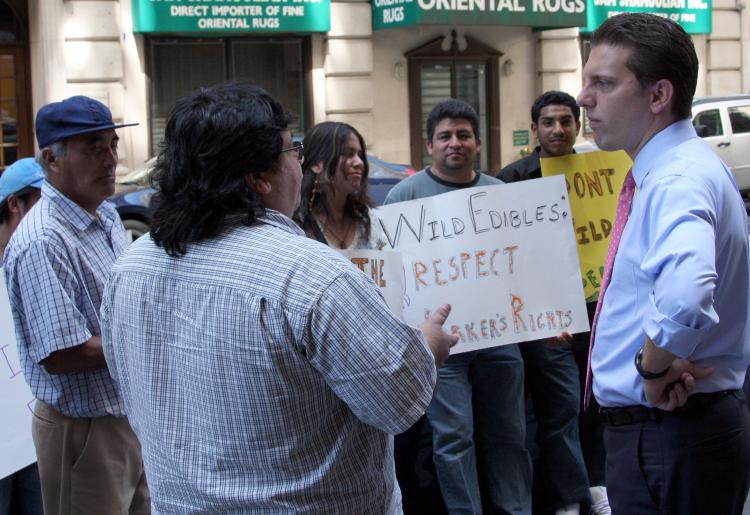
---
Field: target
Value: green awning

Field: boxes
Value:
[582,0,712,33]
[372,0,586,30]
[133,0,331,34]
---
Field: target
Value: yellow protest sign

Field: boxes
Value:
[541,150,632,302]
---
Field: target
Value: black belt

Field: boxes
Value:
[599,389,743,427]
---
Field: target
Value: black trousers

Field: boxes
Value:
[570,301,607,488]
[604,392,750,514]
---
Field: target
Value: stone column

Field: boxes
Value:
[707,0,743,94]
[537,27,582,98]
[324,0,375,148]
[28,0,66,130]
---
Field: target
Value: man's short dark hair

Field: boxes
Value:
[150,82,291,256]
[531,91,580,124]
[0,186,37,224]
[591,13,698,120]
[426,99,480,142]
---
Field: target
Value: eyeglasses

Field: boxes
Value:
[281,141,304,162]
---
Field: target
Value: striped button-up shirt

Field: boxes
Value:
[101,210,436,514]
[3,182,127,417]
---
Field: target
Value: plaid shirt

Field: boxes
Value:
[101,210,435,514]
[3,182,127,417]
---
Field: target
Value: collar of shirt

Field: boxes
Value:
[632,119,697,188]
[42,181,119,233]
[257,209,306,236]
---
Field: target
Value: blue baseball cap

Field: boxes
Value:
[0,158,44,205]
[35,95,138,149]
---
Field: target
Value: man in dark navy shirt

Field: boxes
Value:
[500,92,610,515]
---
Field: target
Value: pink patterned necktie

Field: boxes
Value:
[584,169,636,410]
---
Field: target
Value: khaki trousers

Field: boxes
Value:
[31,401,150,515]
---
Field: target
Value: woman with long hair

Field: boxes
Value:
[296,121,385,249]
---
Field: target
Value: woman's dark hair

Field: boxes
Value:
[150,83,290,256]
[296,122,374,241]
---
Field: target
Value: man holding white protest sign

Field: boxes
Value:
[383,99,534,514]
[101,84,458,513]
[500,91,606,515]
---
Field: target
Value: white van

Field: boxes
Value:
[692,95,750,193]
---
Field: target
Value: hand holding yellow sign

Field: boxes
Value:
[541,150,632,302]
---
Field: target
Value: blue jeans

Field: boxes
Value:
[427,345,532,515]
[0,463,43,515]
[521,340,590,512]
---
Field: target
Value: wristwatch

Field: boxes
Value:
[634,346,671,380]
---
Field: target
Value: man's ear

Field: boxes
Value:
[42,148,61,177]
[245,172,272,195]
[531,121,538,141]
[650,79,674,116]
[6,195,22,215]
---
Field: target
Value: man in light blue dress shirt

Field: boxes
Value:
[100,83,458,514]
[577,13,750,514]
[3,97,149,514]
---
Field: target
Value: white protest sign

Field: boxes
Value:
[339,249,404,319]
[374,175,589,353]
[0,274,36,479]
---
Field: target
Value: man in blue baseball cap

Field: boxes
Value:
[2,96,149,515]
[0,158,43,255]
[0,157,44,515]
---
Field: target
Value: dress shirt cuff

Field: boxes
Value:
[643,294,701,359]
[30,327,94,364]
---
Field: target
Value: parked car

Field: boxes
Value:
[109,185,156,243]
[110,158,156,242]
[692,95,750,193]
[110,155,412,242]
[367,155,413,205]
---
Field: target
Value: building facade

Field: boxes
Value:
[1,0,748,173]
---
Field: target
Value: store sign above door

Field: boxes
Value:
[372,0,586,30]
[133,0,331,33]
[583,0,711,33]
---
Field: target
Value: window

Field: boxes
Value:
[0,0,31,170]
[692,109,723,138]
[729,106,750,134]
[149,37,308,155]
[406,32,501,173]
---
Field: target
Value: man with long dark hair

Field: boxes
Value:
[578,13,750,513]
[100,83,457,513]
